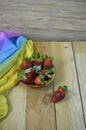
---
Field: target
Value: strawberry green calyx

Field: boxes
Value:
[39,74,47,84]
[31,52,45,62]
[18,69,25,80]
[46,68,54,78]
[33,66,41,74]
[58,86,68,92]
[39,68,54,79]
[23,57,31,61]
[46,68,54,74]
[23,52,54,63]
[45,54,54,62]
[25,68,32,73]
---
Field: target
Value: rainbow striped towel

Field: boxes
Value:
[0,31,33,93]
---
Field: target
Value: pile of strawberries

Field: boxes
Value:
[18,52,54,85]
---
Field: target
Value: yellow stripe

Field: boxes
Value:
[0,94,8,119]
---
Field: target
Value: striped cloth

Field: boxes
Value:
[0,31,33,93]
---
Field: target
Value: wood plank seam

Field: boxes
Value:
[71,42,86,128]
[52,81,58,130]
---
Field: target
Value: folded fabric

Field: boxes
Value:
[0,32,26,64]
[0,36,27,78]
[0,31,34,119]
[0,40,33,93]
[0,31,33,93]
[0,94,8,119]
[3,31,20,38]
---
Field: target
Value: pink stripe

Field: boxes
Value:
[1,31,21,38]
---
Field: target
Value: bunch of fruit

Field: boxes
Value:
[18,52,54,85]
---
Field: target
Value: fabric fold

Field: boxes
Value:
[0,31,33,93]
[0,32,26,64]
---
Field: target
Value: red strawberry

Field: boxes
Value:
[33,60,42,67]
[21,78,29,84]
[30,70,36,77]
[51,86,68,103]
[21,61,33,69]
[34,75,46,85]
[51,89,65,103]
[21,73,33,84]
[43,59,52,68]
[34,76,41,85]
[40,69,47,78]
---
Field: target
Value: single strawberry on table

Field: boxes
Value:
[51,86,68,103]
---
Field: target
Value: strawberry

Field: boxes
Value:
[40,69,47,78]
[21,76,29,84]
[34,76,41,85]
[21,73,33,84]
[21,61,33,69]
[33,60,42,67]
[31,52,45,68]
[51,86,68,103]
[30,70,36,77]
[34,75,47,85]
[43,58,52,68]
[51,89,65,103]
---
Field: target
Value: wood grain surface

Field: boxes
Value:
[50,42,85,130]
[0,42,86,130]
[26,43,56,130]
[0,0,86,41]
[73,42,86,127]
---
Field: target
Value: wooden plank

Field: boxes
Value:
[73,42,86,126]
[50,42,85,130]
[0,42,86,130]
[0,0,86,40]
[26,43,56,130]
[0,83,27,130]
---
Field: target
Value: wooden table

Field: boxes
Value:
[0,42,86,130]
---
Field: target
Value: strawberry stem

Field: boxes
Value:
[58,85,68,92]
